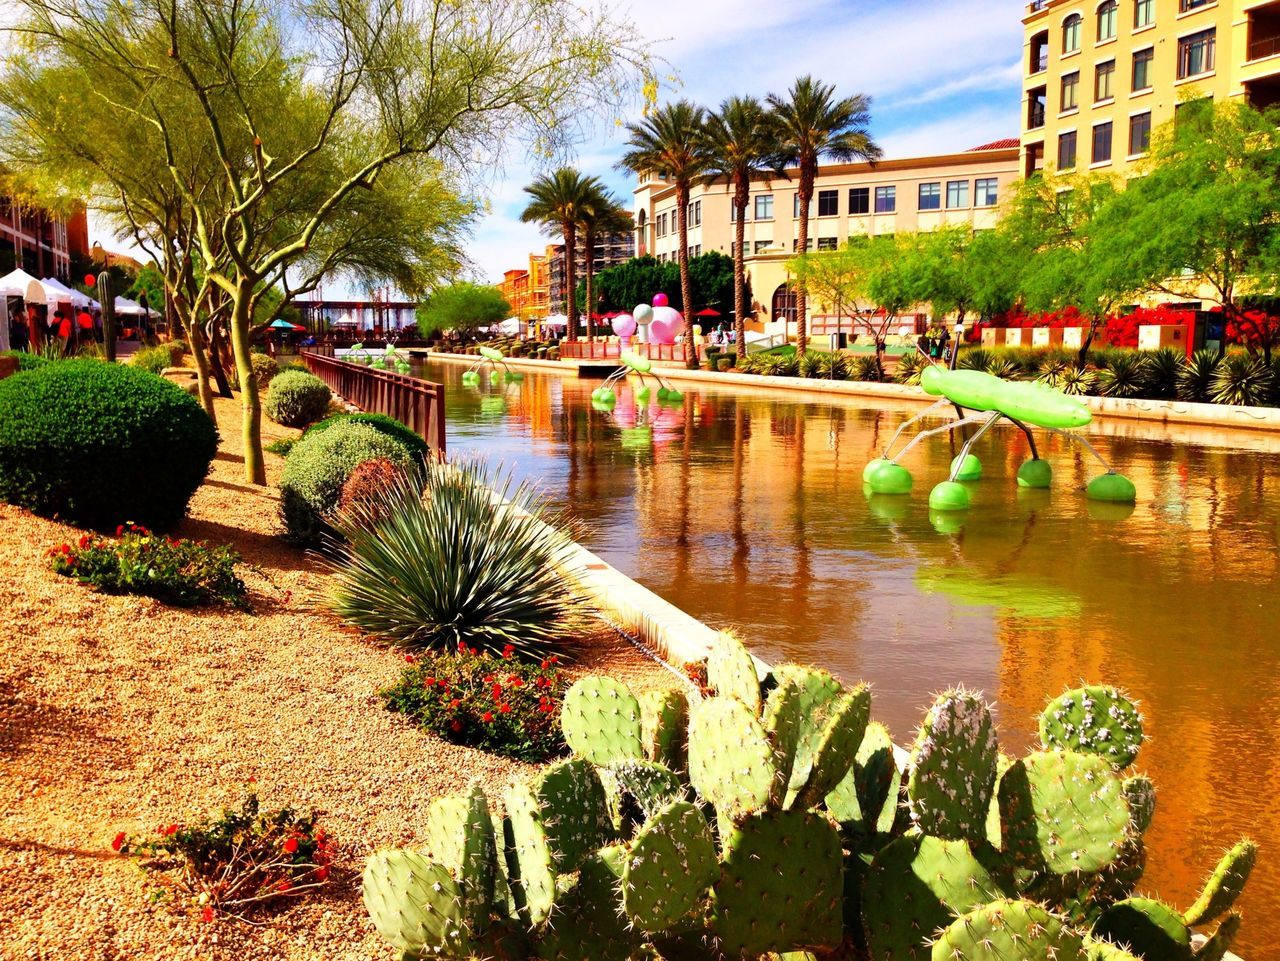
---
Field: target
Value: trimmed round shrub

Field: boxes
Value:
[0,360,217,529]
[305,412,431,460]
[279,421,412,543]
[1,350,51,372]
[249,352,280,388]
[265,369,331,427]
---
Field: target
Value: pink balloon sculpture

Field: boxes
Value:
[648,305,683,344]
[612,313,637,339]
[652,292,669,308]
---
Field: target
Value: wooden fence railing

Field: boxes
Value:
[560,340,693,363]
[301,349,446,453]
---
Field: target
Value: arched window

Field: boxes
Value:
[1097,1,1117,41]
[1029,29,1050,73]
[772,284,797,326]
[1063,13,1082,54]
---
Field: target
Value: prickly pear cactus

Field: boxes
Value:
[907,689,999,842]
[1122,774,1156,834]
[538,845,637,961]
[712,808,844,958]
[503,783,558,927]
[687,695,776,822]
[862,835,1007,961]
[1183,839,1257,926]
[562,676,644,765]
[622,800,718,933]
[1039,686,1144,769]
[639,688,689,771]
[1084,936,1142,961]
[362,849,474,958]
[792,684,871,810]
[424,781,497,931]
[706,631,762,713]
[996,750,1129,875]
[529,759,613,873]
[763,676,806,807]
[929,898,1083,961]
[771,664,845,798]
[1194,914,1242,961]
[597,759,686,834]
[1093,897,1192,961]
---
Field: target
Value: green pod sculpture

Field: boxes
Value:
[921,366,1092,429]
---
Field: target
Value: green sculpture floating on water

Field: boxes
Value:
[590,350,683,410]
[864,364,1137,511]
[461,346,523,388]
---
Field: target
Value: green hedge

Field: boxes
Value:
[0,360,218,529]
[279,420,413,544]
[0,350,52,372]
[264,369,331,427]
[305,412,431,460]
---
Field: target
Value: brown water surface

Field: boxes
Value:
[424,358,1280,951]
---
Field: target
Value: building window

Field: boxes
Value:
[1063,13,1082,53]
[849,187,870,215]
[946,180,969,209]
[1097,1,1117,41]
[1133,48,1154,90]
[1134,0,1154,28]
[1095,60,1115,102]
[1092,121,1113,164]
[754,240,772,254]
[1129,111,1152,155]
[1029,87,1047,128]
[1058,130,1078,170]
[817,237,838,251]
[974,178,999,207]
[874,186,896,213]
[754,194,774,220]
[792,238,815,252]
[656,213,666,237]
[1061,71,1079,111]
[1179,0,1213,10]
[817,189,839,217]
[1030,30,1050,73]
[687,200,701,227]
[1178,28,1215,79]
[918,182,942,211]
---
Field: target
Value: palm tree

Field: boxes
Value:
[768,76,881,353]
[702,96,786,359]
[520,168,604,342]
[578,185,633,343]
[620,100,709,369]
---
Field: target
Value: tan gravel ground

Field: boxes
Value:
[0,394,675,960]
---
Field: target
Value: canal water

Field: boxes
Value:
[422,358,1280,950]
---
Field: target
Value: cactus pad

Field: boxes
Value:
[1194,914,1241,961]
[561,677,645,765]
[763,676,806,807]
[1040,686,1144,769]
[907,689,999,842]
[640,688,689,771]
[503,783,558,926]
[530,759,613,872]
[771,664,845,798]
[792,684,872,810]
[622,800,718,933]
[826,720,901,832]
[862,835,1007,961]
[706,631,762,712]
[929,898,1083,961]
[1122,774,1156,835]
[712,808,844,957]
[1183,839,1256,927]
[1084,936,1143,961]
[538,845,636,961]
[688,695,776,821]
[362,849,473,957]
[598,759,686,834]
[424,781,497,932]
[1093,898,1192,961]
[996,750,1129,875]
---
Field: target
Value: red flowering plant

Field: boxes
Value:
[48,523,255,610]
[381,642,566,761]
[110,794,333,922]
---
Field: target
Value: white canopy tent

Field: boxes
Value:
[0,268,40,298]
[113,296,155,317]
[41,277,92,307]
[25,277,90,308]
[493,317,521,335]
[543,313,568,329]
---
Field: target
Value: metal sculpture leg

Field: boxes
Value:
[889,413,992,463]
[947,411,1002,482]
[880,398,952,460]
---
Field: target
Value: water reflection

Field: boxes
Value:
[427,359,1280,949]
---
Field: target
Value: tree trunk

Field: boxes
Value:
[584,227,595,345]
[229,280,266,485]
[208,320,234,397]
[734,183,747,359]
[676,182,696,369]
[564,222,578,342]
[795,163,813,354]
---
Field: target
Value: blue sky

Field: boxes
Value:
[467,0,1025,284]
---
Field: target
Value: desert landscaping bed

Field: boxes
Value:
[0,395,670,960]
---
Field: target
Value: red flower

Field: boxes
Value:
[498,703,512,714]
[316,865,330,881]
[111,831,126,852]
[78,535,91,549]
[283,836,299,854]
[540,702,556,714]
[508,677,524,688]
[449,699,460,709]
[404,653,416,664]
[201,906,215,923]
[115,525,125,536]
[450,720,463,732]
[277,879,292,893]
[424,677,436,687]
[161,823,179,837]
[483,674,495,684]
[491,684,502,699]
[547,655,559,665]
[502,644,515,659]
[247,776,257,784]
[481,711,494,723]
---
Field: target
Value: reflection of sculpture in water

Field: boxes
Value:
[461,345,524,389]
[591,350,684,410]
[915,565,1083,620]
[864,364,1137,512]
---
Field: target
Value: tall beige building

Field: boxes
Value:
[631,144,1019,336]
[1021,0,1280,178]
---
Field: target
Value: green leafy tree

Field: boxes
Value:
[702,96,785,357]
[620,100,710,368]
[768,76,880,354]
[417,283,512,339]
[520,169,606,342]
[586,252,746,324]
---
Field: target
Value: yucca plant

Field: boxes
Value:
[799,350,824,379]
[894,352,927,386]
[1176,349,1221,403]
[326,460,587,657]
[851,354,881,382]
[956,347,992,372]
[1095,352,1148,398]
[1035,357,1071,388]
[818,351,850,380]
[1059,364,1097,396]
[984,357,1019,380]
[1211,354,1275,407]
[1139,348,1181,400]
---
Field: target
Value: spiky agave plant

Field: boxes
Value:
[894,352,927,386]
[1177,349,1221,403]
[1035,357,1071,388]
[1139,347,1181,400]
[851,354,881,382]
[956,347,992,372]
[1059,364,1097,396]
[984,357,1019,381]
[1211,353,1275,407]
[326,459,588,657]
[798,350,824,379]
[1095,352,1148,398]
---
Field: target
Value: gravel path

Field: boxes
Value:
[0,395,673,960]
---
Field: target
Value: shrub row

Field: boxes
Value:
[264,369,331,427]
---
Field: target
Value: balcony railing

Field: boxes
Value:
[560,340,692,364]
[1249,35,1280,61]
[301,349,446,453]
